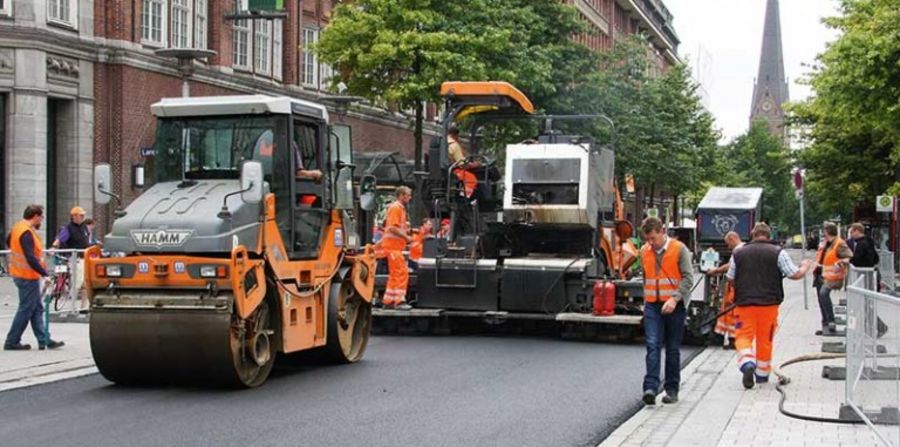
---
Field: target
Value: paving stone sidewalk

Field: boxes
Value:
[0,276,95,392]
[602,251,890,447]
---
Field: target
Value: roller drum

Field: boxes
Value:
[90,291,273,387]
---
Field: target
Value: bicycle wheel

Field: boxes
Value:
[52,273,71,312]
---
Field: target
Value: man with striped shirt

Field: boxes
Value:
[728,223,810,389]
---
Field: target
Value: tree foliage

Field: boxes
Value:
[715,121,797,232]
[789,0,900,220]
[316,0,596,166]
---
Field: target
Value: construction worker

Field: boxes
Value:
[4,205,64,351]
[706,231,744,349]
[437,218,451,239]
[639,216,693,406]
[409,218,434,265]
[53,206,91,297]
[381,186,413,310]
[728,223,810,388]
[447,126,478,199]
[813,222,852,335]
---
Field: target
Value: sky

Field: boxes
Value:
[664,0,842,142]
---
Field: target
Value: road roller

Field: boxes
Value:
[85,95,377,387]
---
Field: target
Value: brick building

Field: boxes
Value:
[0,0,678,237]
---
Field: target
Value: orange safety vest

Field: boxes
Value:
[381,201,408,251]
[641,239,684,303]
[822,237,847,282]
[9,220,45,280]
[410,232,426,261]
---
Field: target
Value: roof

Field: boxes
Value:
[697,187,764,210]
[440,81,535,115]
[151,95,329,121]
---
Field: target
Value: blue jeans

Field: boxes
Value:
[4,278,48,347]
[817,285,836,326]
[643,301,686,394]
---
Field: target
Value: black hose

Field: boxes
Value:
[773,353,863,424]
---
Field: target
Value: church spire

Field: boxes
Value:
[750,0,790,143]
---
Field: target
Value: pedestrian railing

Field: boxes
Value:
[0,249,88,316]
[878,250,897,293]
[845,266,900,446]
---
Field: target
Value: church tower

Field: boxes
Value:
[749,0,790,144]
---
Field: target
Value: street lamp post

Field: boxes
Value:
[154,48,217,97]
[794,168,809,310]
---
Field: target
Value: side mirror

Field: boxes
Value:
[94,164,113,205]
[241,161,264,204]
[334,167,354,210]
[359,174,377,211]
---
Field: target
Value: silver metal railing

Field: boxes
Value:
[0,249,88,316]
[845,266,900,446]
[878,250,896,293]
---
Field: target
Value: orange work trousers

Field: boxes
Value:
[715,283,736,339]
[734,304,779,379]
[384,249,409,306]
[453,168,477,198]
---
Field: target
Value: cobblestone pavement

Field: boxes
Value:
[602,249,890,447]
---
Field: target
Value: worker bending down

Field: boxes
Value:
[728,223,810,388]
[381,186,413,310]
[706,231,744,348]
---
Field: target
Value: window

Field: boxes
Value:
[232,0,282,79]
[194,0,208,49]
[171,0,192,48]
[0,0,11,16]
[254,19,270,75]
[48,0,77,27]
[272,20,283,80]
[142,0,167,47]
[302,28,319,87]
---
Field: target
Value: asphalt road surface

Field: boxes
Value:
[0,335,700,447]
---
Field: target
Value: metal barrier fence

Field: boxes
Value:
[845,266,900,446]
[0,249,87,316]
[879,250,896,293]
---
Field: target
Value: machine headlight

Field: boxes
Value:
[106,265,123,277]
[199,266,217,278]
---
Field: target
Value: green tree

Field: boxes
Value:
[719,121,796,232]
[316,0,595,171]
[789,0,900,219]
[559,37,719,211]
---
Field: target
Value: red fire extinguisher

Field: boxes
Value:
[593,280,616,316]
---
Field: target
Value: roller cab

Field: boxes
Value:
[87,95,376,387]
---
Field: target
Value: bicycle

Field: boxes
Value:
[42,255,73,312]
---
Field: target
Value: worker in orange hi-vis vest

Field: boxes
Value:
[728,223,811,389]
[706,231,744,349]
[409,217,434,265]
[813,222,852,335]
[381,186,413,310]
[447,126,479,198]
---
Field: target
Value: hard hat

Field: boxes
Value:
[70,206,86,216]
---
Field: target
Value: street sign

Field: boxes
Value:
[793,170,804,190]
[249,0,284,10]
[876,195,895,212]
[140,147,155,157]
[795,189,803,199]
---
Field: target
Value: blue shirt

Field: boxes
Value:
[727,247,798,279]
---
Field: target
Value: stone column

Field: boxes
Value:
[8,48,48,240]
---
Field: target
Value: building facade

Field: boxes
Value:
[0,0,96,240]
[1,0,678,237]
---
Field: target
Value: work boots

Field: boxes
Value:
[39,340,65,350]
[742,364,756,389]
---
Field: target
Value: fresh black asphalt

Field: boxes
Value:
[0,335,700,447]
